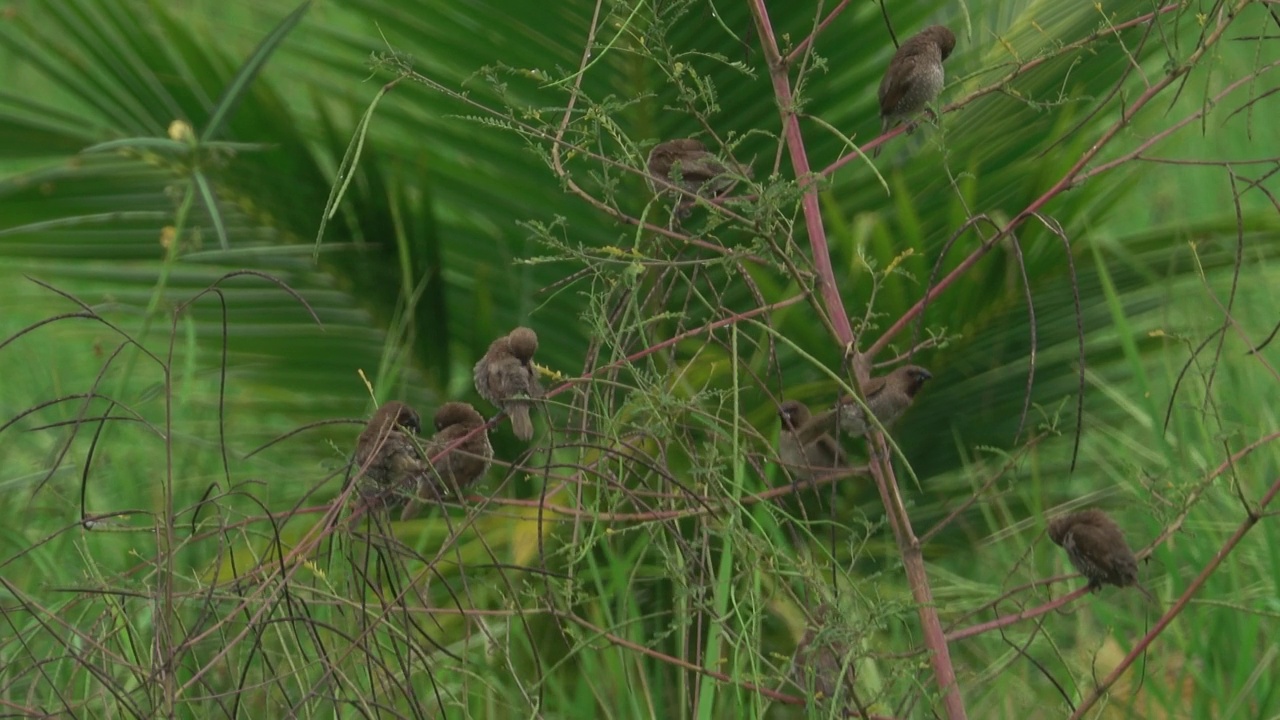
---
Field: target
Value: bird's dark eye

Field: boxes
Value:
[398,412,421,434]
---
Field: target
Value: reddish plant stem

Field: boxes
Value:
[747,0,853,349]
[583,295,806,380]
[1076,58,1280,184]
[749,1,966,716]
[1070,475,1280,720]
[783,0,855,67]
[1143,429,1280,559]
[866,0,1247,360]
[867,436,968,718]
[945,587,1088,642]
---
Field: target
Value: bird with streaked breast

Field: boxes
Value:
[874,25,956,157]
[1047,508,1154,600]
[419,401,493,498]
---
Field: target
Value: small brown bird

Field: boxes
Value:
[831,365,932,437]
[790,605,858,706]
[352,400,425,504]
[1047,508,1153,599]
[473,327,543,441]
[418,401,493,498]
[874,25,956,157]
[397,402,493,520]
[646,138,750,200]
[777,401,846,479]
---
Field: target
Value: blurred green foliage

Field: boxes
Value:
[1,0,1278,717]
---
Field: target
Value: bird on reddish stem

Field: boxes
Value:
[474,326,543,441]
[352,400,427,507]
[420,401,493,498]
[400,401,494,520]
[830,365,933,437]
[777,400,847,479]
[874,25,956,158]
[1047,508,1154,600]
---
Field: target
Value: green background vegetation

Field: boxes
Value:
[1,0,1278,717]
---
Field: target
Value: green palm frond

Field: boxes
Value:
[1,0,1277,717]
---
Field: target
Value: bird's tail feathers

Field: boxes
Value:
[509,405,534,441]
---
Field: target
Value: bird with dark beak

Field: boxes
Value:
[831,365,933,437]
[778,400,847,479]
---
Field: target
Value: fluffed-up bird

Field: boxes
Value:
[831,365,932,437]
[646,138,750,201]
[418,401,493,498]
[397,401,493,520]
[777,400,846,479]
[874,25,956,157]
[352,400,425,505]
[1047,508,1153,600]
[473,326,543,441]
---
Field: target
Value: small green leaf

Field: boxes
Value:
[201,0,311,142]
[192,170,229,251]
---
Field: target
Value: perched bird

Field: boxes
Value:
[790,605,858,706]
[777,400,846,479]
[417,401,493,498]
[1047,508,1153,599]
[352,400,425,504]
[874,25,956,157]
[831,365,932,437]
[473,327,543,441]
[646,138,750,200]
[396,402,493,520]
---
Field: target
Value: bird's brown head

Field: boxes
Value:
[373,400,421,435]
[1050,508,1119,538]
[895,365,933,397]
[1046,513,1079,546]
[656,138,706,157]
[507,326,539,362]
[434,401,484,431]
[778,400,811,431]
[1070,508,1115,527]
[647,139,709,176]
[922,25,956,60]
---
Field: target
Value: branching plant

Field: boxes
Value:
[1,0,1279,718]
